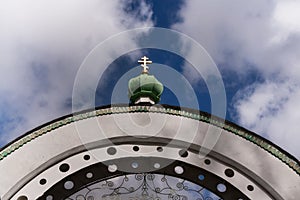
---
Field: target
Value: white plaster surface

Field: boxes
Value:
[0,112,299,199]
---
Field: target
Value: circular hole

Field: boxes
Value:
[154,163,160,169]
[76,195,85,200]
[59,163,70,172]
[179,149,188,158]
[133,146,139,152]
[64,181,74,190]
[17,196,28,200]
[83,155,90,161]
[198,174,205,181]
[204,159,211,165]
[86,172,93,179]
[131,162,139,168]
[224,168,234,177]
[174,166,184,174]
[46,195,53,200]
[217,183,227,192]
[108,164,118,172]
[247,185,254,191]
[39,178,47,185]
[156,146,163,152]
[107,147,117,155]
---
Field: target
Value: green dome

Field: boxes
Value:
[128,73,163,104]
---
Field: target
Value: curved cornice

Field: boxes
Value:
[0,104,299,175]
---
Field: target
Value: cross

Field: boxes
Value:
[138,56,152,74]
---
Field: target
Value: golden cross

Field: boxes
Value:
[138,56,152,74]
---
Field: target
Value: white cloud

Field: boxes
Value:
[0,0,153,145]
[174,0,300,158]
[234,81,300,158]
[273,0,300,34]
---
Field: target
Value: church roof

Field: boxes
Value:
[0,104,299,199]
[1,104,298,175]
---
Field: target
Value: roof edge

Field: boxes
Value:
[0,104,299,175]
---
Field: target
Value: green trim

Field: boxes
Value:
[0,105,299,175]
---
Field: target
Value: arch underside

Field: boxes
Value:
[11,137,279,200]
[39,157,248,200]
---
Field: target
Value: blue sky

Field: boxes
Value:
[0,0,300,160]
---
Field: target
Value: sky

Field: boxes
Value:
[0,0,300,160]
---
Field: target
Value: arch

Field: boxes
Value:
[0,105,299,199]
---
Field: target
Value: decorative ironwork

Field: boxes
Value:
[67,173,221,200]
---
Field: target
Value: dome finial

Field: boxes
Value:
[138,56,152,74]
[128,56,163,105]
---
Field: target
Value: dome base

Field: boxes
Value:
[135,97,155,105]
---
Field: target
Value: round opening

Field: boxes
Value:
[224,168,234,177]
[156,146,163,152]
[198,174,205,181]
[132,162,139,168]
[83,155,90,161]
[179,149,188,158]
[86,172,93,179]
[107,147,117,155]
[59,163,70,172]
[133,146,140,152]
[17,196,28,200]
[64,181,74,190]
[217,183,227,192]
[204,159,211,165]
[46,195,53,200]
[247,185,254,191]
[154,163,160,169]
[174,166,184,174]
[39,178,47,185]
[75,195,85,200]
[108,164,118,172]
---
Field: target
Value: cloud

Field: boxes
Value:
[173,0,300,73]
[0,0,153,145]
[173,0,300,158]
[233,81,300,157]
